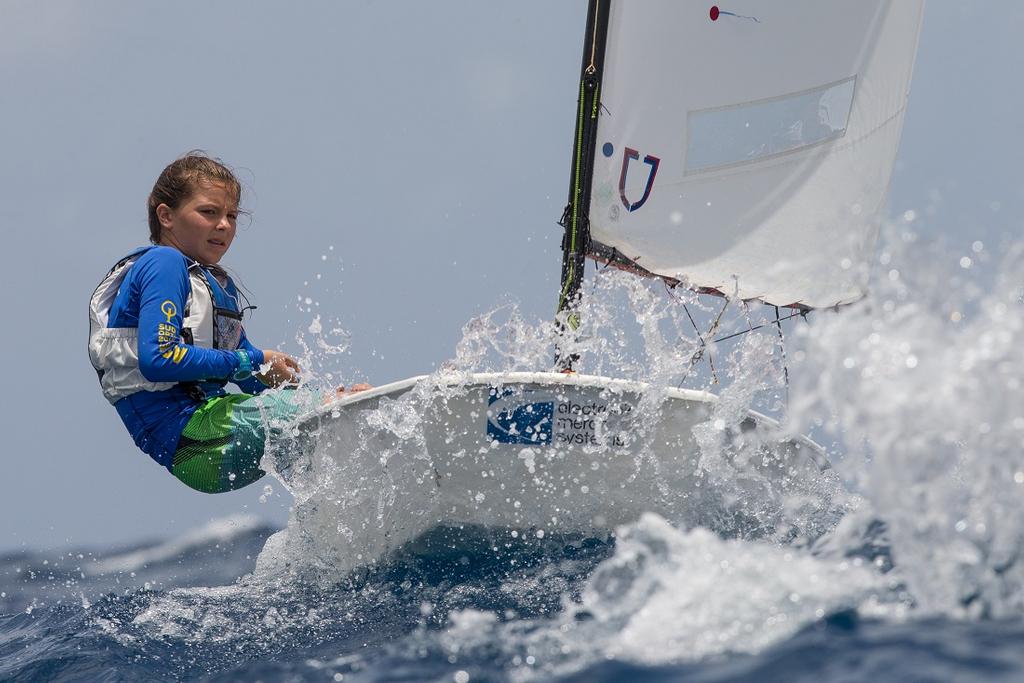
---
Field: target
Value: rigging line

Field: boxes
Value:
[712,310,804,343]
[586,2,601,73]
[662,280,702,342]
[715,9,760,23]
[740,299,755,332]
[678,295,731,387]
[774,305,790,407]
[664,281,718,383]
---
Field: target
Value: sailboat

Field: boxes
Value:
[269,1,925,561]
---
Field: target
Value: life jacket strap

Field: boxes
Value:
[181,382,207,402]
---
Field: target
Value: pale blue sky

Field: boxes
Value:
[1,1,1020,550]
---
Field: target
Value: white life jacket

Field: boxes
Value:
[88,248,244,405]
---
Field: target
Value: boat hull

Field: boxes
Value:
[265,373,840,568]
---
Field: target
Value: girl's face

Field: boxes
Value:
[156,182,238,264]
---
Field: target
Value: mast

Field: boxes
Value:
[555,0,612,371]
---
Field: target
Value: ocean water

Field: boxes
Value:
[5,229,1024,682]
[5,516,1024,682]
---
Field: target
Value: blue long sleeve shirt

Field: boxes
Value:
[107,247,266,469]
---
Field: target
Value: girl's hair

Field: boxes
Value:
[147,151,243,244]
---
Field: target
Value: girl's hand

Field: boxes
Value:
[321,383,373,406]
[327,383,373,402]
[257,350,301,387]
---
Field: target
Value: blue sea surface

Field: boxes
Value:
[3,516,1024,683]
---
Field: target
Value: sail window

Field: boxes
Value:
[685,77,856,173]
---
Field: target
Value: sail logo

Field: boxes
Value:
[604,143,660,212]
[486,387,553,445]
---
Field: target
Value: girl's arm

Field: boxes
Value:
[230,306,300,389]
[233,330,270,393]
[135,249,245,382]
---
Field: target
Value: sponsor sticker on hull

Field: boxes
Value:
[486,386,635,448]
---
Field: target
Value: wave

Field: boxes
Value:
[86,514,270,576]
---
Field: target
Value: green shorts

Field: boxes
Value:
[170,389,319,494]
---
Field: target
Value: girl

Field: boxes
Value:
[88,152,363,493]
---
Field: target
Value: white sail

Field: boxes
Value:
[588,1,925,308]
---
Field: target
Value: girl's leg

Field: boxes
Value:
[170,389,320,494]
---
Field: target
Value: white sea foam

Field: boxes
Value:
[425,513,881,678]
[789,229,1024,617]
[566,514,878,661]
[245,227,1024,676]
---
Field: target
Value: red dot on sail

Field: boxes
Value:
[710,6,720,21]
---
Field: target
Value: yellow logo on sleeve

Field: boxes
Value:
[161,301,177,323]
[162,346,188,364]
[157,301,184,363]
